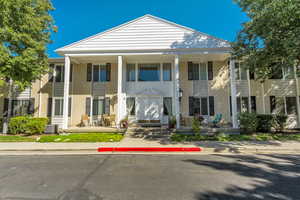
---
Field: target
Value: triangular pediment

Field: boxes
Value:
[56,14,230,53]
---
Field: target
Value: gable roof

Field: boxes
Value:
[55,14,231,54]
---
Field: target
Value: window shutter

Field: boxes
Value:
[105,97,110,114]
[70,64,73,82]
[68,97,71,117]
[87,63,92,82]
[249,71,255,80]
[188,62,193,80]
[229,96,232,116]
[93,65,99,82]
[270,96,276,113]
[208,61,213,80]
[3,98,9,117]
[189,97,194,116]
[193,63,200,80]
[86,97,91,116]
[209,96,215,116]
[251,96,257,113]
[47,98,52,117]
[106,63,111,81]
[49,64,54,82]
[28,98,35,115]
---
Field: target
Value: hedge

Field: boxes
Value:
[8,116,48,135]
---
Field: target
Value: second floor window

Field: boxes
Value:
[126,64,136,81]
[188,62,213,81]
[163,63,172,81]
[55,65,64,82]
[93,64,111,82]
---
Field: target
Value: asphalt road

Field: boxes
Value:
[0,154,300,200]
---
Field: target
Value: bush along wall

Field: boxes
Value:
[239,113,288,133]
[8,116,49,135]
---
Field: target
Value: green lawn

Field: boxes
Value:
[171,133,300,142]
[0,135,35,142]
[0,133,124,143]
[37,133,124,143]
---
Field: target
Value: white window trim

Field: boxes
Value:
[92,96,105,116]
[235,61,249,81]
[52,97,64,117]
[52,63,65,83]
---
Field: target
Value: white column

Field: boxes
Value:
[229,59,238,128]
[294,65,300,127]
[117,56,124,127]
[62,56,70,129]
[174,55,180,129]
[247,69,252,113]
[261,83,266,114]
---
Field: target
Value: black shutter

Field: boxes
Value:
[86,97,91,116]
[251,96,257,113]
[70,64,73,82]
[229,96,232,116]
[87,63,92,82]
[28,98,35,115]
[188,62,193,80]
[106,63,111,81]
[47,98,52,117]
[68,97,71,117]
[270,96,276,113]
[249,71,255,80]
[209,96,215,116]
[208,61,213,80]
[49,64,54,82]
[194,63,200,80]
[3,98,9,117]
[189,97,194,116]
[105,97,110,114]
[93,65,99,82]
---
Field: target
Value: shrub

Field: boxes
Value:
[273,115,288,132]
[256,114,274,132]
[169,116,176,129]
[238,112,258,134]
[192,117,201,135]
[8,116,48,135]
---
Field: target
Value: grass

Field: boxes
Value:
[0,133,124,143]
[171,133,300,142]
[37,133,124,143]
[0,135,35,142]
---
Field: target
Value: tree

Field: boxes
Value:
[232,0,300,80]
[0,0,56,88]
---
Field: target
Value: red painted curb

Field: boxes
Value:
[98,147,202,152]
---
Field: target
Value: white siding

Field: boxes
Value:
[57,15,230,52]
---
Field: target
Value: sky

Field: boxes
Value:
[48,0,248,57]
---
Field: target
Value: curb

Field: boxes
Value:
[98,147,202,152]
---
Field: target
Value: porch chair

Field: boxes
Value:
[81,114,90,127]
[211,113,222,128]
[108,114,116,127]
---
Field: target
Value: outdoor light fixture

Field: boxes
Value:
[179,88,183,98]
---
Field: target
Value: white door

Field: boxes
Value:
[136,97,162,121]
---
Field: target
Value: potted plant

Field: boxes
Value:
[120,115,129,129]
[168,115,176,129]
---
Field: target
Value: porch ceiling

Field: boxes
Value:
[70,53,230,64]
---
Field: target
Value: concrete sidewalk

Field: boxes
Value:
[1,135,300,155]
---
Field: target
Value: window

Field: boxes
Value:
[163,63,172,81]
[93,64,111,82]
[93,98,105,116]
[138,63,160,81]
[189,96,214,116]
[10,99,32,117]
[55,65,64,82]
[188,62,199,80]
[163,97,172,115]
[126,64,136,81]
[126,97,135,116]
[54,99,63,116]
[270,96,285,114]
[53,98,71,117]
[235,62,249,80]
[283,66,294,80]
[200,63,207,80]
[230,96,256,114]
[286,97,297,115]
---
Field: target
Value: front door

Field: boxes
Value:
[136,97,162,122]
